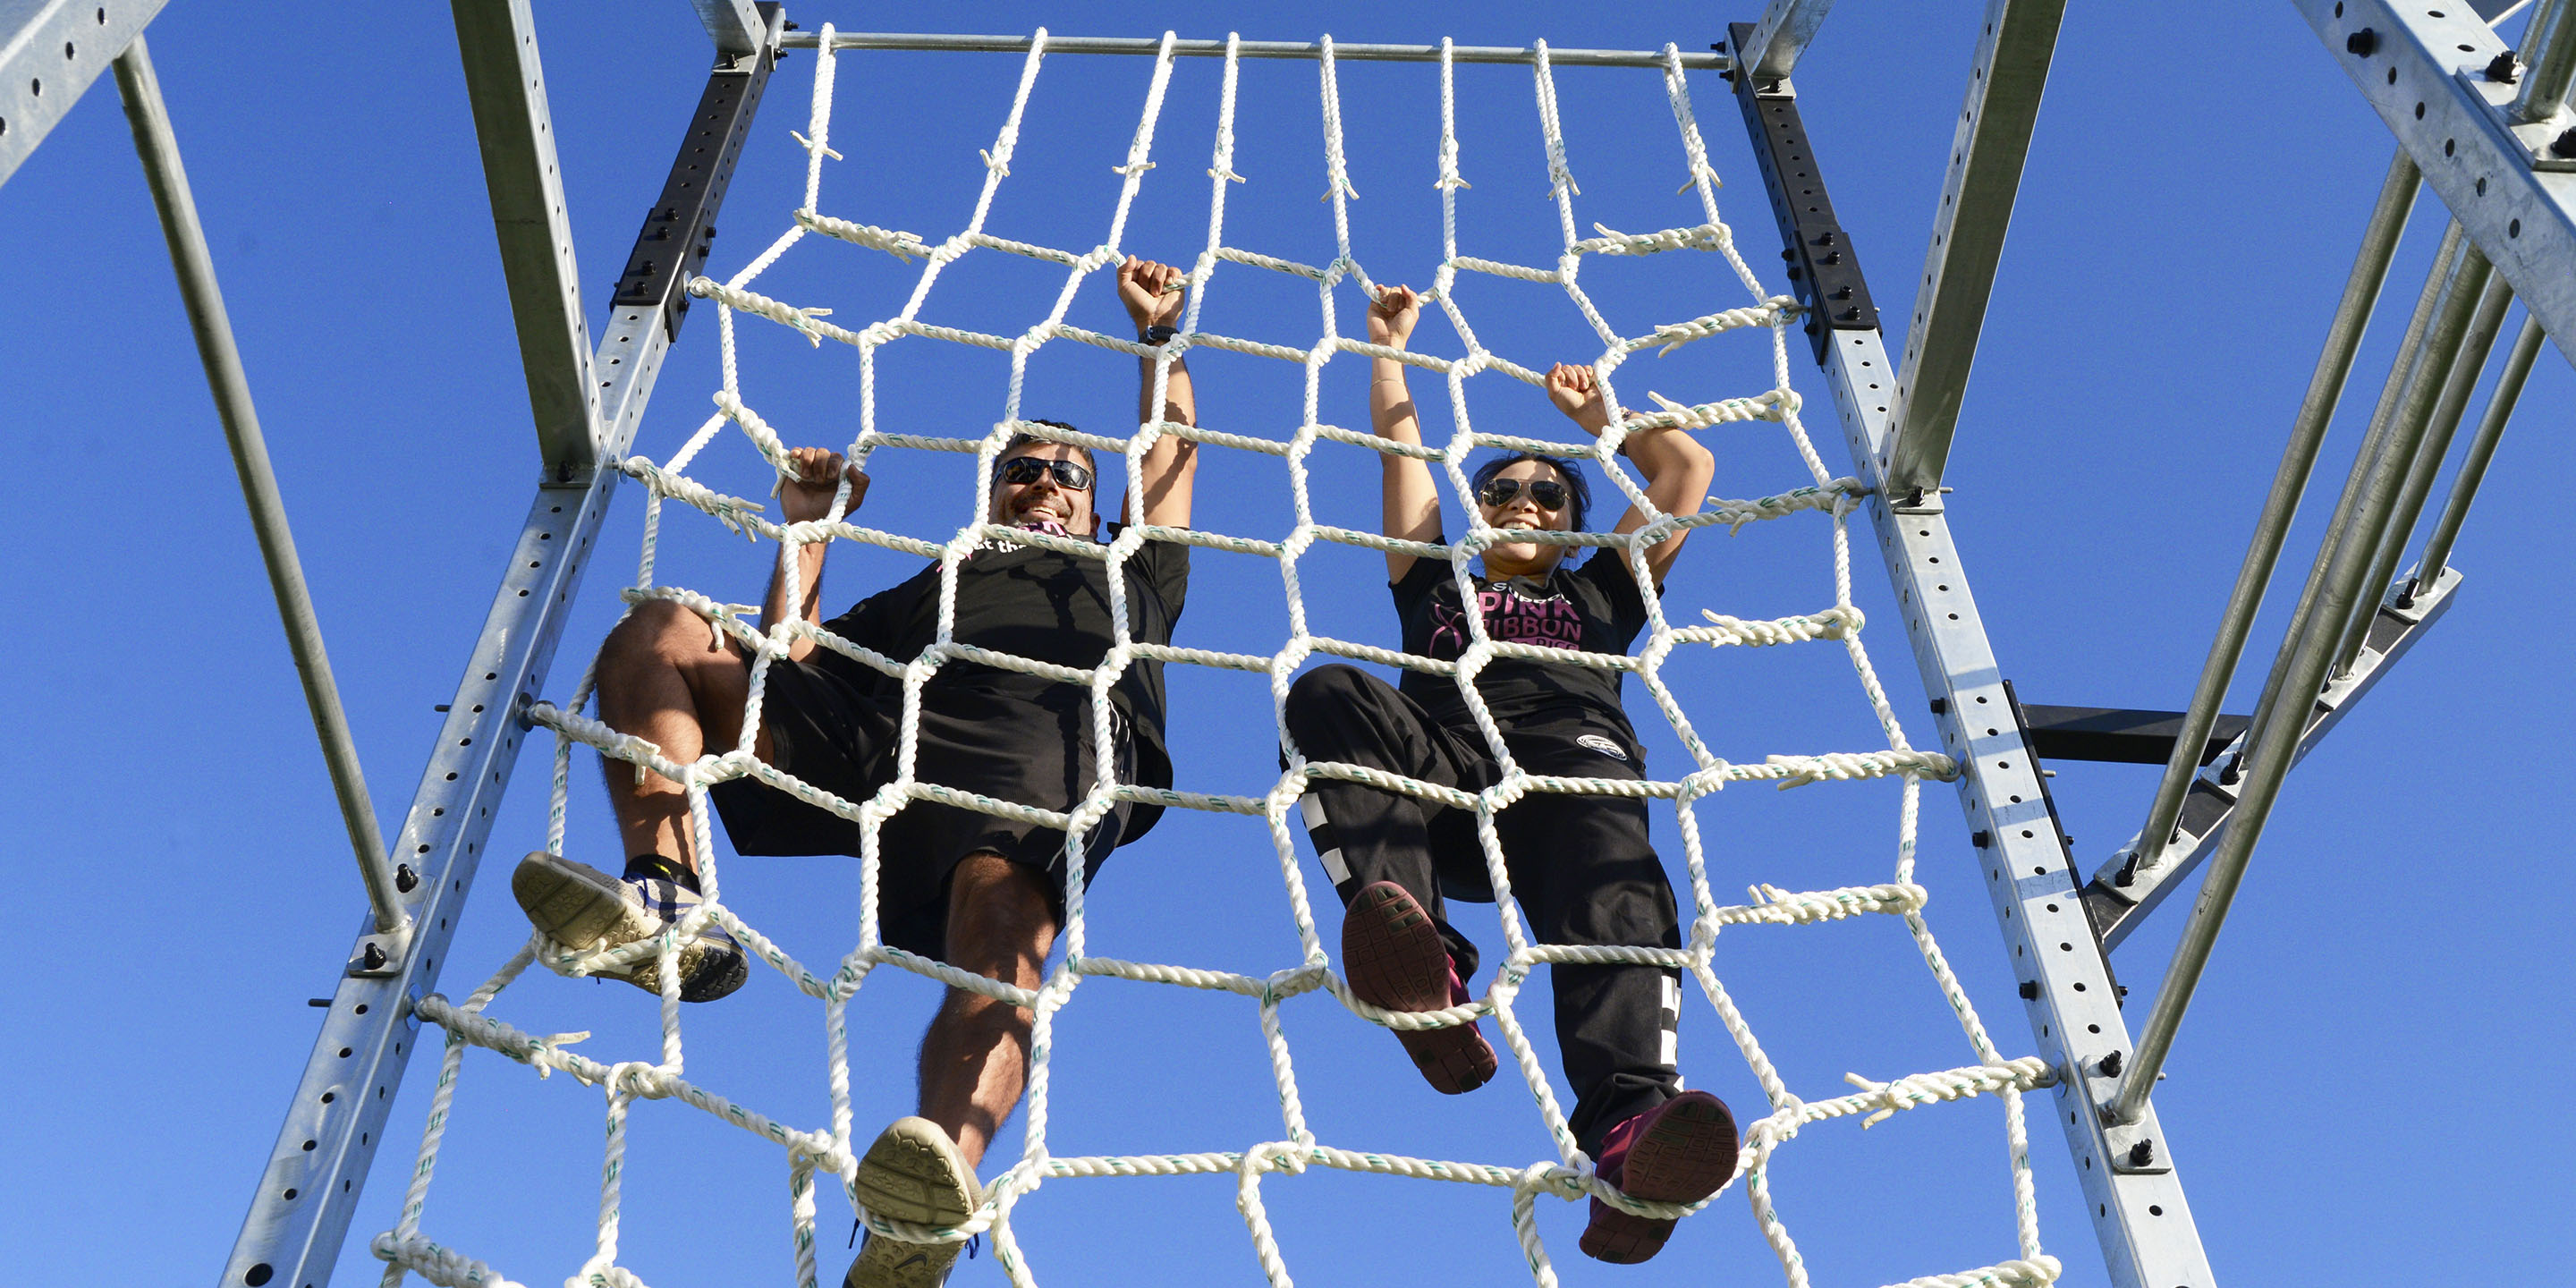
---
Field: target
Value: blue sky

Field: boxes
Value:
[6,4,2570,1286]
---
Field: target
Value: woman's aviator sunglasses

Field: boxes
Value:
[998,455,1095,492]
[1477,477,1570,512]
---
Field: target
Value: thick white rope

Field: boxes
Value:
[373,32,2059,1288]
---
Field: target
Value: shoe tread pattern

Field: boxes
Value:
[1342,882,1498,1095]
[1580,1090,1740,1265]
[843,1119,978,1288]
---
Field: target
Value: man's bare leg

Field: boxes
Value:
[916,851,1062,1168]
[589,597,763,872]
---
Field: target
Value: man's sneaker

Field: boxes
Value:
[1580,1089,1741,1264]
[1342,880,1497,1095]
[511,852,747,1003]
[844,1117,980,1288]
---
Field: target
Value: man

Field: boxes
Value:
[508,255,1199,1288]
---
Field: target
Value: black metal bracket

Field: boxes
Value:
[1727,22,1878,364]
[610,2,781,340]
[2016,705,2252,767]
[2004,680,2126,1003]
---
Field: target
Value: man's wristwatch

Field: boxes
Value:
[1139,325,1179,346]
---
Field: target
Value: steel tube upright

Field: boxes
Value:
[2237,222,2460,733]
[2326,272,2516,676]
[2512,0,2576,122]
[2114,238,2497,1127]
[2131,152,2419,869]
[111,35,404,939]
[2418,313,2546,583]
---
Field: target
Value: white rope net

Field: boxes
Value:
[374,30,2062,1288]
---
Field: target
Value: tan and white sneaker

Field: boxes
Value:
[511,852,746,1003]
[843,1117,980,1288]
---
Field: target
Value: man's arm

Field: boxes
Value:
[1118,256,1199,530]
[1546,364,1716,588]
[1368,285,1441,582]
[761,445,869,661]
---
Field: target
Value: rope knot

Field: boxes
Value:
[788,129,843,162]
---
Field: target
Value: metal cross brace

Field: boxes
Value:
[0,0,168,189]
[1725,54,2219,1288]
[218,9,783,1286]
[2081,565,2462,949]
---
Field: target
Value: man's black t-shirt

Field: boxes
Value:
[811,528,1189,836]
[1392,546,1650,756]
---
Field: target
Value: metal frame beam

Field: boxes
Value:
[450,0,603,479]
[2295,0,2576,367]
[2081,564,2461,948]
[782,30,1730,70]
[1880,0,2066,505]
[1736,0,1835,83]
[1729,64,2216,1288]
[0,0,167,189]
[691,0,765,55]
[221,19,780,1287]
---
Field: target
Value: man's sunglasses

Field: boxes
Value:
[998,456,1095,492]
[1477,477,1569,512]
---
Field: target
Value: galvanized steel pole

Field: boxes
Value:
[112,36,404,936]
[2114,237,2496,1127]
[2131,152,2419,868]
[2418,313,2545,584]
[2512,0,2576,122]
[779,30,1730,69]
[2237,221,2460,737]
[2327,271,2515,676]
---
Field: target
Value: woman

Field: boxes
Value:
[1283,284,1734,1265]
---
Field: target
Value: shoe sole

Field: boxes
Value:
[843,1229,963,1288]
[512,852,733,999]
[1342,881,1497,1095]
[1580,1090,1741,1265]
[852,1117,980,1228]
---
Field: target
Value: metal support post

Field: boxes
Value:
[112,37,406,956]
[2418,311,2545,581]
[0,0,167,189]
[220,21,780,1288]
[2510,0,2576,121]
[2111,237,2497,1129]
[1736,0,1836,83]
[1881,0,2067,507]
[1731,62,2216,1288]
[691,0,766,55]
[2326,270,2515,675]
[2293,0,2576,363]
[450,0,603,479]
[2126,153,2419,875]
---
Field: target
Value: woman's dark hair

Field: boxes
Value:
[1469,451,1590,535]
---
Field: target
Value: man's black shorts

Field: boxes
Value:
[708,655,1134,960]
